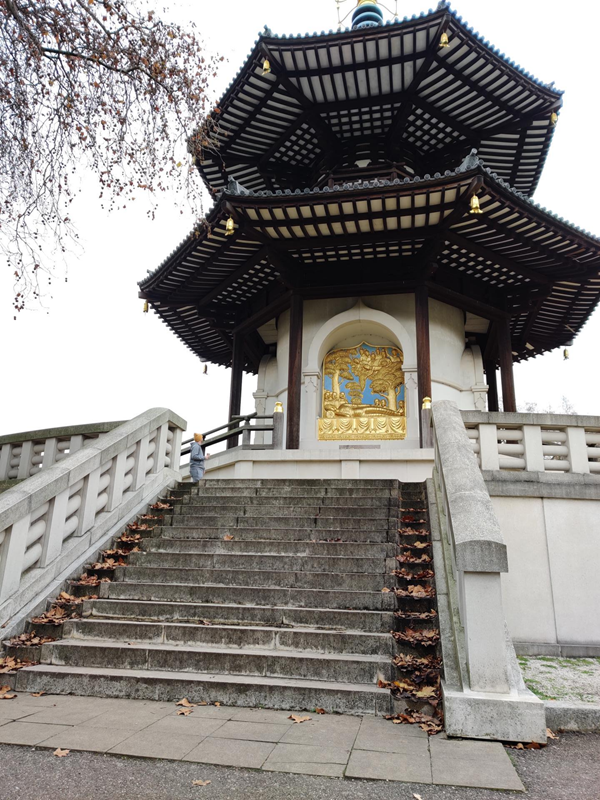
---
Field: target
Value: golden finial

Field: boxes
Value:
[422,397,432,410]
[439,32,450,48]
[469,195,483,215]
[274,402,284,413]
[225,216,235,236]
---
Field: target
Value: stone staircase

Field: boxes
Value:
[8,479,442,719]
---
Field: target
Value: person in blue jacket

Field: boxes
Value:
[190,433,208,483]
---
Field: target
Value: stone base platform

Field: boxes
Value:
[204,448,435,482]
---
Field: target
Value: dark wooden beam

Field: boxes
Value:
[426,282,509,322]
[286,294,304,450]
[485,360,499,412]
[496,317,517,412]
[232,289,292,335]
[415,284,432,448]
[227,333,245,449]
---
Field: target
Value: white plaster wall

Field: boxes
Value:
[492,496,600,647]
[255,294,483,449]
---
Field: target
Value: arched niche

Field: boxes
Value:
[304,299,416,375]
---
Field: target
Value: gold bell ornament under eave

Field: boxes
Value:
[225,216,235,236]
[262,59,271,76]
[143,301,149,313]
[551,112,559,126]
[439,32,450,48]
[469,194,483,215]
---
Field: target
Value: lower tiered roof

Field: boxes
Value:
[139,162,600,372]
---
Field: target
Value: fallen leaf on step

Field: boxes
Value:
[413,794,424,800]
[547,728,559,740]
[31,692,46,697]
[288,715,311,724]
[176,698,196,708]
[0,686,16,700]
[515,743,525,750]
[223,535,234,541]
[199,702,208,706]
[213,702,221,707]
[381,587,391,593]
[526,742,542,750]
[53,748,70,757]
[192,780,211,786]
[315,708,326,715]
[177,708,193,716]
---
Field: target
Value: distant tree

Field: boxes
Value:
[0,0,221,312]
[518,396,577,415]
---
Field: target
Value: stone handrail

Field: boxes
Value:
[0,408,186,627]
[462,411,600,475]
[431,400,546,743]
[0,421,126,481]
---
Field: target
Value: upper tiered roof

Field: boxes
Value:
[195,1,562,199]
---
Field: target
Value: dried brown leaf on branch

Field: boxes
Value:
[1,0,223,310]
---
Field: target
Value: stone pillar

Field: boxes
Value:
[496,318,517,412]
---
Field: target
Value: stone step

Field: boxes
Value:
[62,619,394,656]
[158,527,392,543]
[198,480,398,488]
[128,551,387,574]
[177,487,396,498]
[84,599,395,632]
[40,640,393,684]
[164,516,395,531]
[14,664,392,716]
[116,566,390,592]
[107,581,395,611]
[142,538,394,558]
[172,505,396,520]
[179,495,398,508]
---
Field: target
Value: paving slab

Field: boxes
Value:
[263,743,350,777]
[346,748,433,783]
[143,715,227,739]
[17,706,105,727]
[0,721,71,746]
[431,751,525,791]
[82,704,175,731]
[280,716,361,749]
[109,729,202,760]
[183,736,275,768]
[230,707,298,725]
[211,720,291,743]
[38,725,138,753]
[0,703,44,722]
[354,717,429,755]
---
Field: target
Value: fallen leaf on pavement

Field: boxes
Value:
[515,743,525,750]
[526,742,542,750]
[31,692,46,697]
[53,748,70,757]
[223,535,234,541]
[0,686,16,700]
[381,587,391,593]
[315,708,326,715]
[192,780,211,786]
[547,728,559,740]
[177,708,193,716]
[176,698,196,708]
[288,715,311,724]
[213,702,221,707]
[414,795,424,800]
[199,702,208,706]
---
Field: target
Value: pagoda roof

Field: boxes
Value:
[139,163,600,372]
[195,2,562,200]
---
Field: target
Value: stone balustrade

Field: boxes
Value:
[0,421,126,481]
[462,411,600,475]
[430,400,546,743]
[0,408,185,628]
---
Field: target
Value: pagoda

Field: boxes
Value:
[139,0,600,456]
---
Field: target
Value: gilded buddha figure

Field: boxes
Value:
[318,343,407,440]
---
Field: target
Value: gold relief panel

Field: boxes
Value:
[318,343,407,441]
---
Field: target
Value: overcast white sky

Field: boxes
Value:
[1,0,599,438]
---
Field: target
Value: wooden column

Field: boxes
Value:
[415,285,432,447]
[227,334,244,449]
[496,317,517,413]
[286,294,304,450]
[485,361,499,412]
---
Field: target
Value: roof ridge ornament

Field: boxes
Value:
[459,148,482,172]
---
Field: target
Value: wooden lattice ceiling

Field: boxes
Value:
[196,3,562,199]
[140,165,600,370]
